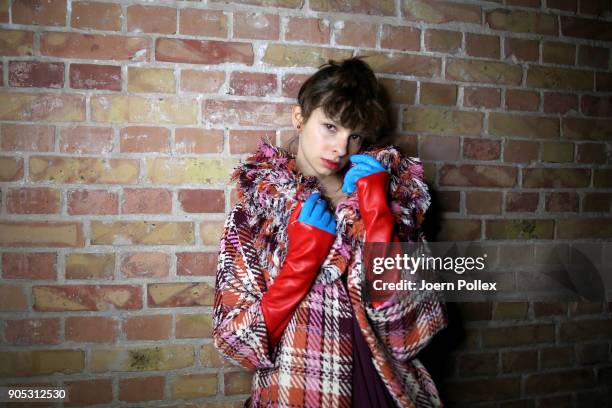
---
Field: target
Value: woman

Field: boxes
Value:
[213,57,448,407]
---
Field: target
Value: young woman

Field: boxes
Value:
[213,57,448,407]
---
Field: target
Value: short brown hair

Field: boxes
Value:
[296,56,389,145]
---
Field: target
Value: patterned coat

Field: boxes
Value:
[213,139,448,407]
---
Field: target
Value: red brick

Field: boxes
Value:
[177,252,218,277]
[0,157,24,182]
[440,165,517,187]
[578,45,609,69]
[445,378,520,403]
[505,38,539,62]
[425,29,461,53]
[12,0,66,26]
[59,126,114,154]
[33,285,142,311]
[561,16,612,41]
[466,192,502,214]
[65,316,116,342]
[4,319,60,345]
[281,73,310,98]
[70,64,121,91]
[463,139,501,160]
[0,29,34,56]
[506,192,539,212]
[483,324,555,347]
[180,9,227,37]
[285,17,330,44]
[420,82,457,106]
[64,379,113,407]
[543,42,576,65]
[436,191,460,213]
[1,124,54,151]
[380,25,420,51]
[67,189,118,215]
[204,100,291,127]
[124,314,172,340]
[594,169,612,187]
[489,113,559,139]
[119,376,165,402]
[402,1,480,23]
[487,9,558,35]
[556,218,612,239]
[501,350,537,373]
[41,33,149,61]
[147,282,214,307]
[120,126,171,153]
[0,285,28,311]
[464,87,501,108]
[545,192,579,212]
[71,1,122,31]
[543,92,578,114]
[121,252,170,278]
[523,168,590,188]
[156,38,253,65]
[310,0,393,15]
[541,346,574,369]
[534,302,567,317]
[438,219,482,241]
[576,143,607,164]
[447,59,522,85]
[229,72,277,96]
[547,0,577,12]
[176,314,213,339]
[335,20,376,48]
[122,188,172,214]
[229,129,275,154]
[419,135,460,161]
[234,12,279,40]
[579,0,611,14]
[581,96,612,117]
[562,117,612,141]
[466,33,500,59]
[180,70,224,94]
[224,372,253,395]
[506,90,540,112]
[361,52,441,77]
[2,252,56,280]
[7,187,60,214]
[9,61,64,88]
[128,5,176,34]
[178,189,224,213]
[175,128,224,154]
[0,0,8,22]
[526,368,595,395]
[582,193,612,212]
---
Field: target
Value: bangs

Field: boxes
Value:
[318,90,387,140]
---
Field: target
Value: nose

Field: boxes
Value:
[332,134,349,158]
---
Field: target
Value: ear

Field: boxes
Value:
[292,105,303,129]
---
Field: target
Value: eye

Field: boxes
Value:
[350,134,363,142]
[324,123,336,132]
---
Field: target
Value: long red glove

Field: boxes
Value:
[260,202,335,349]
[356,171,401,307]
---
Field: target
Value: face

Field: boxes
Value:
[293,106,364,181]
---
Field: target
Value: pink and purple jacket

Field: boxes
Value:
[213,139,448,407]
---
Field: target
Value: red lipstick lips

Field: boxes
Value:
[322,159,340,170]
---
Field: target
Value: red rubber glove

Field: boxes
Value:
[260,201,335,349]
[356,171,401,307]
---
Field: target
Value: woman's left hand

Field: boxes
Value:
[341,154,387,194]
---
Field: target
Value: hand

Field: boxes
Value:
[341,154,386,194]
[296,192,337,235]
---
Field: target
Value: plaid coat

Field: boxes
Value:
[213,140,448,407]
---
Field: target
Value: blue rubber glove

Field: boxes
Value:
[341,154,387,194]
[296,192,337,235]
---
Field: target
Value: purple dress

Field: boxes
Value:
[342,273,398,407]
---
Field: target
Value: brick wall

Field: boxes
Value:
[0,0,611,406]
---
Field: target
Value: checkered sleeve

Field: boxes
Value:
[212,203,275,370]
